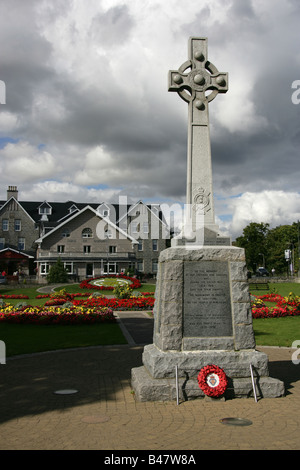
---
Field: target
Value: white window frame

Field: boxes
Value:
[152,260,158,273]
[152,239,158,251]
[39,206,52,215]
[2,219,8,231]
[137,261,144,272]
[64,262,74,274]
[18,237,25,250]
[40,263,50,275]
[14,219,21,231]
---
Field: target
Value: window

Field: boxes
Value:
[143,222,149,234]
[138,240,143,251]
[82,228,93,238]
[18,238,25,250]
[0,238,5,249]
[64,262,73,274]
[83,245,91,253]
[152,260,158,273]
[152,239,158,251]
[2,219,8,231]
[14,219,21,231]
[137,261,144,272]
[68,205,78,214]
[39,206,52,215]
[40,263,50,275]
[103,209,109,217]
[62,228,70,238]
[109,246,117,253]
[104,262,118,274]
[57,245,65,253]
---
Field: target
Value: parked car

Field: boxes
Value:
[256,267,269,277]
[0,274,7,284]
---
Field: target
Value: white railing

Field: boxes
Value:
[38,251,135,258]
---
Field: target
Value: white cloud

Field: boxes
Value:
[0,141,56,183]
[220,191,300,239]
[0,0,299,240]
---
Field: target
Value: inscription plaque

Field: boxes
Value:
[184,260,233,337]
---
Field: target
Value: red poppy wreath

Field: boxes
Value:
[197,364,228,398]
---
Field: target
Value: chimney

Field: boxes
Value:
[7,186,18,200]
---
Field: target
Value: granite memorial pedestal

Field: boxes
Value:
[131,245,285,400]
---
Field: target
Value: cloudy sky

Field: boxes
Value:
[0,0,300,239]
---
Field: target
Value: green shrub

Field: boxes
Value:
[47,258,69,284]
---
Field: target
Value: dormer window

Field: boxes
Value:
[38,202,52,216]
[68,204,78,214]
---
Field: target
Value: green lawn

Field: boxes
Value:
[249,282,300,297]
[253,316,300,347]
[1,323,127,357]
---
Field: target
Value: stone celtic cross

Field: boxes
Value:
[169,37,228,243]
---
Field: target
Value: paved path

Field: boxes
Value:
[0,311,299,451]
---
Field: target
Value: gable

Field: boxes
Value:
[36,205,138,245]
[0,197,36,223]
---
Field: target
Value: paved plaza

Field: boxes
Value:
[0,311,299,451]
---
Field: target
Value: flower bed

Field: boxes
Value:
[251,292,300,318]
[0,294,29,299]
[0,304,116,324]
[72,296,155,311]
[80,274,141,291]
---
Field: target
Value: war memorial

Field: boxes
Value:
[131,37,285,401]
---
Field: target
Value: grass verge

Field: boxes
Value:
[253,316,300,347]
[2,322,127,357]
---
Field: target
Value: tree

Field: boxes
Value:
[47,258,69,283]
[267,224,299,275]
[235,221,300,275]
[235,222,270,273]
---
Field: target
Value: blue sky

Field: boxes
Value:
[0,0,300,239]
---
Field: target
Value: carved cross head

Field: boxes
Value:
[168,37,228,111]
